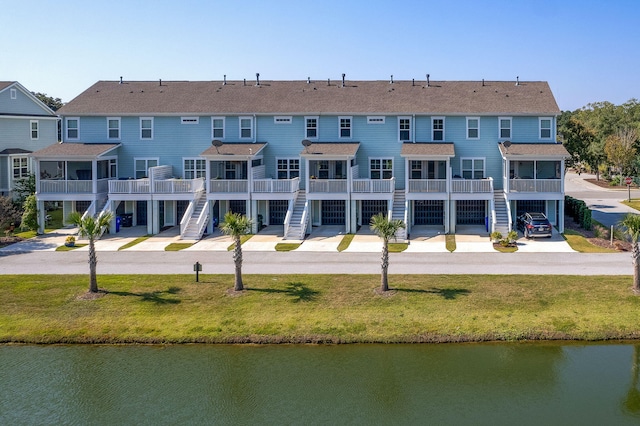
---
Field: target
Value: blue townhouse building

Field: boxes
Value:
[0,82,58,197]
[33,76,569,239]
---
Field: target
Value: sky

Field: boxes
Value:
[3,0,639,111]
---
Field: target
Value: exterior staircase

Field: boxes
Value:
[181,195,209,240]
[392,192,407,240]
[493,191,510,235]
[284,191,307,240]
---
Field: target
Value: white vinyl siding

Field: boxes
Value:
[539,117,552,139]
[212,117,225,139]
[66,117,79,140]
[107,117,120,140]
[30,120,39,140]
[466,117,480,139]
[140,117,153,140]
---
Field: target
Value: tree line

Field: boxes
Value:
[559,99,640,182]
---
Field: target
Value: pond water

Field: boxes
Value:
[2,343,640,425]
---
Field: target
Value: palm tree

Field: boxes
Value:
[68,211,114,293]
[620,213,640,293]
[370,213,405,293]
[220,211,252,292]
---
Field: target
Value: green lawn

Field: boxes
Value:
[1,274,637,344]
[622,200,640,211]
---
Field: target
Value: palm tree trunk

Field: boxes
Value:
[380,240,389,292]
[233,235,244,291]
[633,242,640,293]
[88,238,98,293]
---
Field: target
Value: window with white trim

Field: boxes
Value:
[339,117,352,138]
[183,158,206,179]
[466,117,480,139]
[239,117,252,139]
[66,117,79,140]
[370,158,393,179]
[10,88,17,99]
[212,117,225,139]
[12,156,29,179]
[461,158,485,179]
[277,158,300,179]
[539,117,552,139]
[499,117,511,139]
[398,117,411,141]
[274,116,292,124]
[181,117,199,124]
[140,117,153,139]
[30,120,39,140]
[367,116,385,124]
[305,116,318,139]
[134,158,158,178]
[432,117,444,141]
[107,117,120,139]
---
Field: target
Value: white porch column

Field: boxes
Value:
[150,200,158,234]
[37,200,46,234]
[250,199,258,233]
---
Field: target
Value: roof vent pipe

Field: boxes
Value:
[390,75,393,84]
[341,73,345,88]
[307,77,311,84]
[119,76,123,84]
[159,79,162,86]
[243,79,246,86]
[426,74,430,87]
[412,79,415,87]
[327,78,330,86]
[223,75,227,85]
[256,73,260,86]
[482,79,485,87]
[516,76,520,86]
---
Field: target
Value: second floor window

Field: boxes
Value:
[135,158,158,178]
[461,158,485,179]
[12,157,29,179]
[306,117,318,139]
[370,158,393,179]
[184,158,206,179]
[432,117,444,141]
[108,118,120,139]
[540,118,552,139]
[140,118,153,139]
[399,117,411,141]
[240,117,252,139]
[499,117,511,139]
[30,120,39,140]
[66,118,79,140]
[212,117,225,139]
[339,117,351,138]
[467,117,479,139]
[277,158,300,179]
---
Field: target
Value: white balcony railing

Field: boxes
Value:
[109,179,151,194]
[39,180,93,194]
[253,177,300,193]
[351,178,395,193]
[308,179,348,193]
[209,179,249,193]
[451,178,493,193]
[509,179,562,193]
[408,179,447,193]
[109,178,204,194]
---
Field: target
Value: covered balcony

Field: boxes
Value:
[401,143,454,200]
[301,142,360,199]
[108,165,205,195]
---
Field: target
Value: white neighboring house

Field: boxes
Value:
[0,82,58,197]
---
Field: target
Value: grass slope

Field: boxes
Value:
[1,274,637,344]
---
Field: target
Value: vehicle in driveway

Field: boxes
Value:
[516,212,553,238]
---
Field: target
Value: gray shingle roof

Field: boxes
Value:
[200,142,267,157]
[31,143,120,158]
[299,143,360,157]
[401,143,455,157]
[498,142,570,158]
[58,80,560,116]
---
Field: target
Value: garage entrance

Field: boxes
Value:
[321,200,345,225]
[456,200,485,225]
[269,200,289,225]
[414,200,444,225]
[516,200,545,217]
[362,200,388,225]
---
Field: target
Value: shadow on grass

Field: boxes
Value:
[107,286,182,304]
[246,282,320,303]
[396,287,471,300]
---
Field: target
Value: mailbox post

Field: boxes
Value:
[626,177,633,202]
[193,261,202,282]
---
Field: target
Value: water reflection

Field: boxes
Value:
[0,343,638,425]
